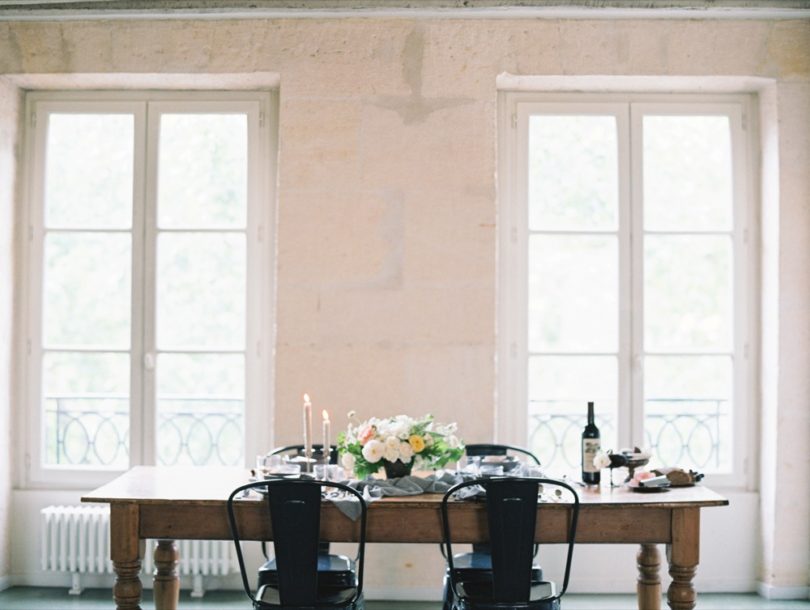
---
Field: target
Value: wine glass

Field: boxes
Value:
[607,452,628,487]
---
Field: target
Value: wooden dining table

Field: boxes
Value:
[82,466,728,610]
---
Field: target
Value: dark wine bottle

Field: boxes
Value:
[581,401,601,485]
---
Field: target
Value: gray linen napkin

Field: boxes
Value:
[328,471,481,520]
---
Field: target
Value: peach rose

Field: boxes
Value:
[358,425,376,446]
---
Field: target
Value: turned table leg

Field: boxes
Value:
[637,543,661,610]
[154,540,180,610]
[111,504,143,610]
[667,507,700,610]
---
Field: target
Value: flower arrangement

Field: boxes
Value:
[337,413,464,479]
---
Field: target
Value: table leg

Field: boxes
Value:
[154,540,180,610]
[111,504,143,610]
[667,507,700,610]
[637,543,661,610]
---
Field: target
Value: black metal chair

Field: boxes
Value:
[442,445,544,609]
[464,444,541,466]
[441,477,579,610]
[256,444,354,590]
[227,478,366,610]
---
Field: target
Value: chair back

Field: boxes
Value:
[269,443,338,464]
[227,478,367,608]
[268,482,321,604]
[465,443,541,465]
[441,477,579,605]
[486,479,539,602]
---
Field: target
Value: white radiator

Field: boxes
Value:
[40,505,238,597]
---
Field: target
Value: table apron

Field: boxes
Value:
[138,503,673,544]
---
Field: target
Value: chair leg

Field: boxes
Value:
[442,574,454,610]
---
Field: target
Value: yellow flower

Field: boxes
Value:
[408,434,426,453]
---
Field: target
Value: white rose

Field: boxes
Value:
[399,441,413,460]
[387,422,406,439]
[384,444,400,462]
[447,435,459,449]
[593,450,611,470]
[362,439,385,464]
[424,434,434,446]
[385,436,400,449]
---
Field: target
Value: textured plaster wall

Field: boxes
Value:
[0,15,809,593]
[0,76,20,583]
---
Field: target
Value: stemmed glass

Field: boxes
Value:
[464,455,482,476]
[607,452,628,488]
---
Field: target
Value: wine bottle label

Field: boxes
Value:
[582,438,601,473]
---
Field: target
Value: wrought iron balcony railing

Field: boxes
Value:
[528,398,730,473]
[43,395,729,473]
[44,395,244,468]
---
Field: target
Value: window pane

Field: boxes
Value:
[644,356,732,473]
[528,355,617,472]
[156,233,246,350]
[528,115,618,231]
[643,115,733,231]
[45,113,133,229]
[43,351,129,468]
[156,353,244,466]
[529,235,618,352]
[158,114,248,229]
[44,233,131,348]
[644,235,732,352]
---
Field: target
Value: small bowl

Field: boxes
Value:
[621,453,650,482]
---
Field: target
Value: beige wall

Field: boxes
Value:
[0,76,20,584]
[761,79,810,591]
[1,15,809,593]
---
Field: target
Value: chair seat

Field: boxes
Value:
[453,580,559,610]
[255,584,361,609]
[258,553,356,588]
[451,551,543,581]
[443,551,545,609]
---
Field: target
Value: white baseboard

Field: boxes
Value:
[0,575,10,592]
[363,586,442,601]
[8,572,241,594]
[757,581,810,600]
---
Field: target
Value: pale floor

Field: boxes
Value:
[1,588,810,610]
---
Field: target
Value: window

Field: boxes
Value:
[23,92,274,485]
[498,94,754,487]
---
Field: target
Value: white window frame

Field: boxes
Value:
[20,90,277,489]
[497,92,757,490]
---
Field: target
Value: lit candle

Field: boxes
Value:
[322,410,331,462]
[303,393,313,472]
